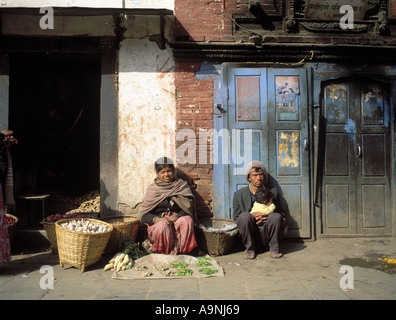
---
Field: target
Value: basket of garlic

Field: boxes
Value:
[55,218,113,272]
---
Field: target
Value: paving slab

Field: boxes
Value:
[1,237,396,302]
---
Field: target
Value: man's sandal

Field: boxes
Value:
[270,251,283,259]
[244,251,256,259]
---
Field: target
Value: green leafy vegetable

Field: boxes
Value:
[177,268,193,276]
[199,267,218,275]
[196,260,212,267]
[170,261,189,268]
[119,238,146,259]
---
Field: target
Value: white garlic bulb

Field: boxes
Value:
[60,219,109,233]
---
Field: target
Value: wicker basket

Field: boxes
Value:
[42,220,57,250]
[196,218,238,256]
[100,215,140,254]
[55,218,113,272]
[6,214,18,242]
[42,213,95,251]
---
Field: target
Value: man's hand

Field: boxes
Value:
[251,212,267,225]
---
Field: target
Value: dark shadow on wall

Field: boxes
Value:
[99,179,118,218]
[267,173,301,239]
[176,168,213,221]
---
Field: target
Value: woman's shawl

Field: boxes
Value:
[138,178,196,221]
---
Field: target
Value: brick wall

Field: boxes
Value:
[175,0,236,41]
[174,61,214,219]
[172,1,396,220]
[174,0,396,46]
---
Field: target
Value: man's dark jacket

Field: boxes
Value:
[232,183,288,221]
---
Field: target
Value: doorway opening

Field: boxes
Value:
[8,53,101,226]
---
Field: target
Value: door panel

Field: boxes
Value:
[325,185,351,228]
[228,68,268,204]
[228,67,311,238]
[276,130,301,176]
[362,185,386,228]
[321,79,391,235]
[281,184,302,231]
[236,76,261,121]
[362,134,386,176]
[268,69,310,238]
[325,133,350,176]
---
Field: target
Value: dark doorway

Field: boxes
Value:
[8,54,101,222]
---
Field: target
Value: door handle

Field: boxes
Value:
[357,145,362,158]
[302,138,309,152]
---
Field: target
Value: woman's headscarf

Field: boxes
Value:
[138,177,196,221]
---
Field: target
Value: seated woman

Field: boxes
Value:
[138,157,198,255]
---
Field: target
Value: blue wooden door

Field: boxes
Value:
[226,67,311,238]
[320,78,391,235]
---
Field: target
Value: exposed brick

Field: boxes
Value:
[175,59,215,206]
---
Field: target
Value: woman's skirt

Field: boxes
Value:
[147,213,197,255]
[0,210,11,264]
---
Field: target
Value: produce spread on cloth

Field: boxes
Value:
[39,190,226,277]
[104,241,224,280]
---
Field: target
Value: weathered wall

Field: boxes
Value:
[118,39,176,210]
[2,0,174,10]
[174,0,396,45]
[117,15,177,211]
[174,61,214,217]
[175,0,234,41]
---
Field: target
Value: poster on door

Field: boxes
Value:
[275,76,299,121]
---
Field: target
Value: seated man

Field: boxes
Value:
[232,161,287,259]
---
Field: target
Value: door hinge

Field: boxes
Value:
[214,104,227,117]
[216,104,227,113]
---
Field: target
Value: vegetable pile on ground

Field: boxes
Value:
[103,239,146,272]
[196,260,212,267]
[169,261,193,277]
[170,261,189,268]
[65,190,100,215]
[119,238,146,260]
[104,252,132,272]
[176,268,193,276]
[199,267,218,275]
[196,256,218,275]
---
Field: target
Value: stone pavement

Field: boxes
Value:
[1,235,396,303]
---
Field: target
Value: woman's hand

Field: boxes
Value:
[153,215,179,225]
[166,215,179,224]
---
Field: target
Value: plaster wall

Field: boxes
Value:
[118,37,176,210]
[1,0,174,10]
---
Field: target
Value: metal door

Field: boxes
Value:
[227,67,311,238]
[320,78,391,235]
